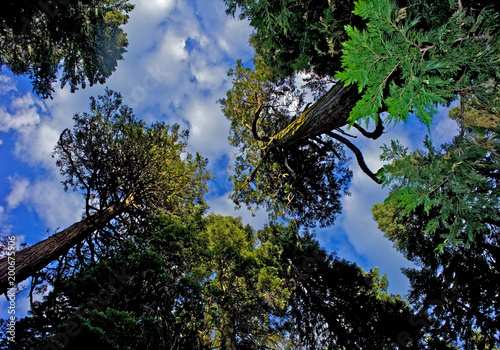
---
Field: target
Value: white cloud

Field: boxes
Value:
[0,75,17,95]
[13,121,62,168]
[207,192,268,230]
[183,98,232,158]
[0,94,42,132]
[3,174,82,231]
[6,176,30,209]
[28,179,83,231]
[430,103,460,145]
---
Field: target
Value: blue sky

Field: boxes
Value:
[0,0,460,319]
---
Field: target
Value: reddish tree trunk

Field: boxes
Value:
[0,197,132,294]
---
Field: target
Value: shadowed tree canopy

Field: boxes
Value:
[222,0,500,226]
[258,222,424,349]
[0,0,134,98]
[220,59,353,227]
[0,89,211,294]
[2,215,425,350]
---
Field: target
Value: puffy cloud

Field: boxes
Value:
[0,94,42,132]
[0,75,17,95]
[6,176,30,209]
[26,178,83,230]
[3,174,82,231]
[207,192,268,230]
[183,98,232,158]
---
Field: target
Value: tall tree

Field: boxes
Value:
[0,89,211,294]
[1,212,209,350]
[196,215,291,349]
[259,222,424,349]
[220,59,352,227]
[222,0,500,225]
[0,0,134,98]
[3,214,426,350]
[372,125,500,347]
[1,213,292,350]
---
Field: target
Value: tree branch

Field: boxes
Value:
[312,136,342,159]
[252,97,271,143]
[324,131,382,184]
[351,116,385,139]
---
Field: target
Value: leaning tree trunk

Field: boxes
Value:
[268,82,361,148]
[0,196,133,294]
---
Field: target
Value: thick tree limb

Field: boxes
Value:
[0,195,134,295]
[324,131,382,184]
[269,82,360,147]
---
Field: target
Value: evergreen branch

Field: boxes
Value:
[369,57,405,107]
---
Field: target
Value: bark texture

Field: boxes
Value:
[0,197,133,294]
[268,82,360,148]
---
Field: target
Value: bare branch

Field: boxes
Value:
[351,116,385,139]
[251,97,271,143]
[324,131,382,184]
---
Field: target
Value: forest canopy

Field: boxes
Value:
[0,0,499,349]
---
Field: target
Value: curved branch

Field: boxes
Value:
[324,131,382,184]
[352,116,385,139]
[312,136,341,159]
[251,98,271,143]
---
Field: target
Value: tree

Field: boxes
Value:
[1,212,210,350]
[372,126,500,348]
[1,213,293,350]
[3,213,428,350]
[0,89,211,294]
[222,0,500,225]
[258,222,424,349]
[195,215,291,349]
[220,59,353,227]
[0,0,134,98]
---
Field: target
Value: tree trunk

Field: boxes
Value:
[269,82,360,147]
[0,196,133,294]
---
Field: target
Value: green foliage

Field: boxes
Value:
[373,192,500,348]
[373,125,500,348]
[220,59,352,227]
[338,0,500,126]
[225,0,360,77]
[0,0,134,98]
[378,130,500,249]
[259,223,424,349]
[54,88,211,218]
[196,215,290,349]
[2,214,425,349]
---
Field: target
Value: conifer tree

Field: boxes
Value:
[0,89,210,294]
[0,0,134,98]
[222,0,500,225]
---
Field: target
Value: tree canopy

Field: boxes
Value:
[0,89,211,293]
[1,215,421,350]
[0,0,134,98]
[372,113,500,347]
[221,0,500,227]
[2,1,500,349]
